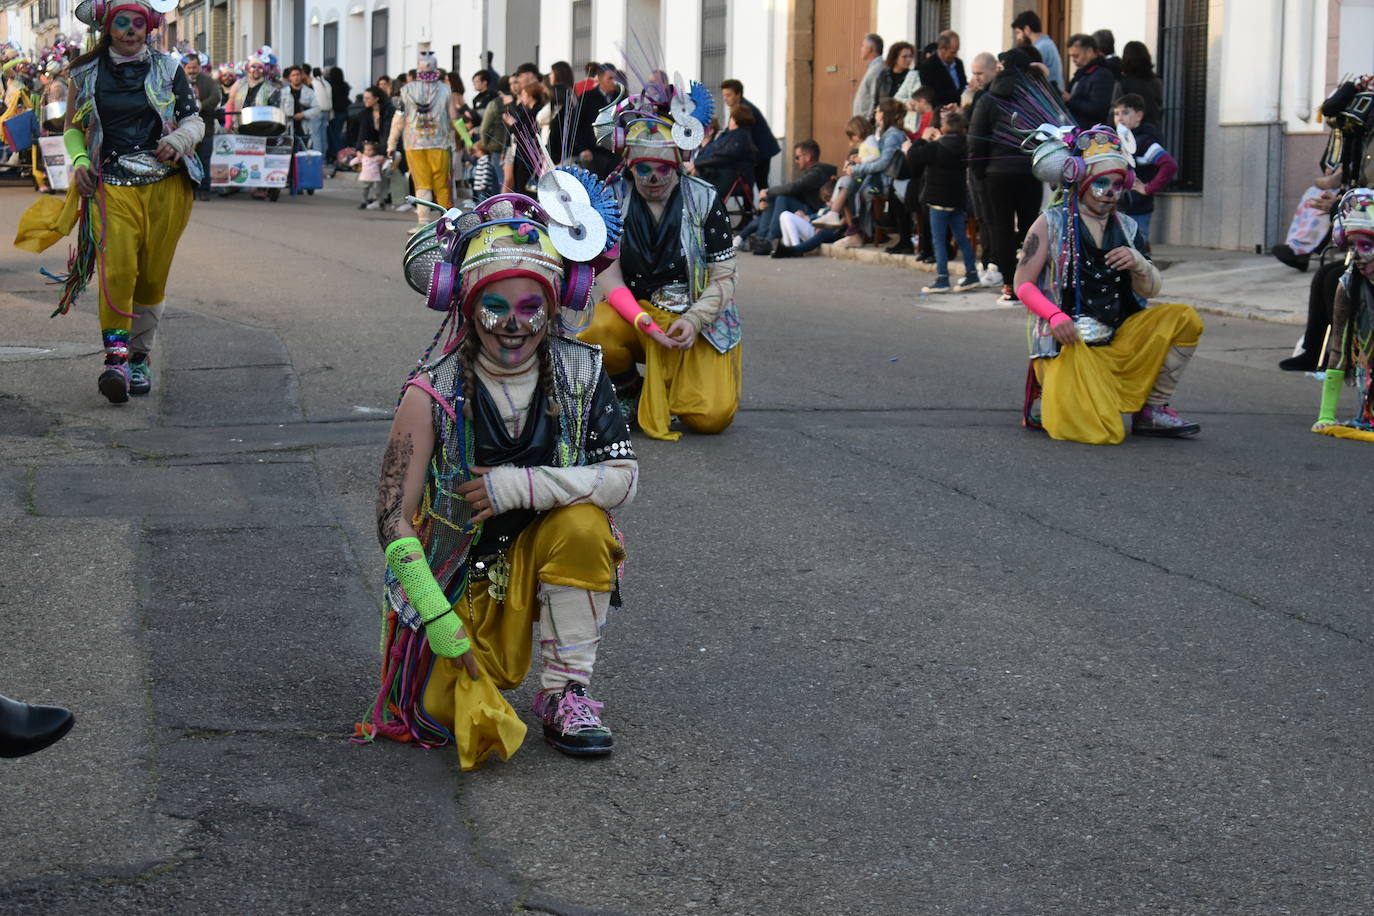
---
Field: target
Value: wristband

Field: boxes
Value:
[1016,281,1070,325]
[1316,368,1345,425]
[384,536,448,623]
[608,285,654,330]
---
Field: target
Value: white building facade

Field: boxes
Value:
[5,0,1372,253]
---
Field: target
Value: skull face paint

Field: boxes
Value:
[473,277,551,368]
[108,8,148,56]
[1352,233,1374,279]
[631,158,679,202]
[1080,170,1125,219]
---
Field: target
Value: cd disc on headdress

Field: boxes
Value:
[548,201,608,262]
[537,170,591,225]
[671,115,704,150]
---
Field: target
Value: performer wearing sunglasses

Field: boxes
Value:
[14,0,201,404]
[577,75,742,441]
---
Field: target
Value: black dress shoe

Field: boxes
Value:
[1272,243,1310,272]
[0,695,75,758]
[885,243,915,255]
[1278,351,1319,371]
[751,240,774,255]
[770,244,800,258]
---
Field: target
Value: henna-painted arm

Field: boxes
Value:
[375,385,436,547]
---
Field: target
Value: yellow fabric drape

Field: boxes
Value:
[1314,425,1374,442]
[420,504,621,771]
[580,298,742,441]
[1034,302,1203,445]
[13,178,192,331]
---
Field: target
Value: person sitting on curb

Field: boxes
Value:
[747,140,836,255]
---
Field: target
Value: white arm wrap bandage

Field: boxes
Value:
[160,114,205,158]
[484,459,639,514]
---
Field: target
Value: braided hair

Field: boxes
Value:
[459,331,481,421]
[537,335,562,419]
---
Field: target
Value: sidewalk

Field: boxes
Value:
[819,239,1314,327]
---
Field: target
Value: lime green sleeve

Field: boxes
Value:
[385,537,471,658]
[1316,369,1345,425]
[63,127,89,167]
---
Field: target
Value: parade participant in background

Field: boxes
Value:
[181,50,220,202]
[1312,189,1374,442]
[13,0,202,404]
[1,50,42,187]
[358,166,636,768]
[388,50,456,232]
[1005,73,1202,444]
[578,73,742,441]
[224,46,281,129]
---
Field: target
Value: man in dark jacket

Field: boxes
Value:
[573,65,622,178]
[1063,33,1116,128]
[748,140,836,253]
[182,52,221,201]
[917,30,967,108]
[721,79,781,190]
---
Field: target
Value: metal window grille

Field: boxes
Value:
[1157,0,1208,190]
[371,10,389,84]
[323,23,338,68]
[915,0,951,49]
[700,0,728,100]
[571,1,592,69]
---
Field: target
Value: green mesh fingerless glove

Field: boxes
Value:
[1317,369,1345,425]
[385,537,471,658]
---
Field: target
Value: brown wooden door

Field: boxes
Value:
[810,0,871,169]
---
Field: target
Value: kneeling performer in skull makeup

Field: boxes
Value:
[1008,79,1203,444]
[578,73,743,441]
[361,183,637,769]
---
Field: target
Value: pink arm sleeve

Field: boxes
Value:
[607,285,652,330]
[1016,282,1071,325]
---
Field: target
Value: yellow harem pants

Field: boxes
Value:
[1033,302,1203,445]
[579,298,742,441]
[421,503,622,770]
[14,176,192,339]
[404,146,452,208]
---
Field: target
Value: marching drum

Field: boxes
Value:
[238,105,287,136]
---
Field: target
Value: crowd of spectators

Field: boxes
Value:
[738,14,1177,305]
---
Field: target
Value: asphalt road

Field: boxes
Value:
[0,179,1370,915]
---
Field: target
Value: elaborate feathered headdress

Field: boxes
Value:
[1333,188,1374,247]
[401,165,623,350]
[990,65,1135,189]
[594,71,715,162]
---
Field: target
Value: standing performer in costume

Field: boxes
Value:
[388,51,457,233]
[358,168,637,770]
[12,0,202,405]
[577,75,742,441]
[1000,70,1202,445]
[1312,189,1374,442]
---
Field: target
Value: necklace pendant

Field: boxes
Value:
[486,554,511,602]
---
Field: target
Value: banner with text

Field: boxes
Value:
[209,134,289,188]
